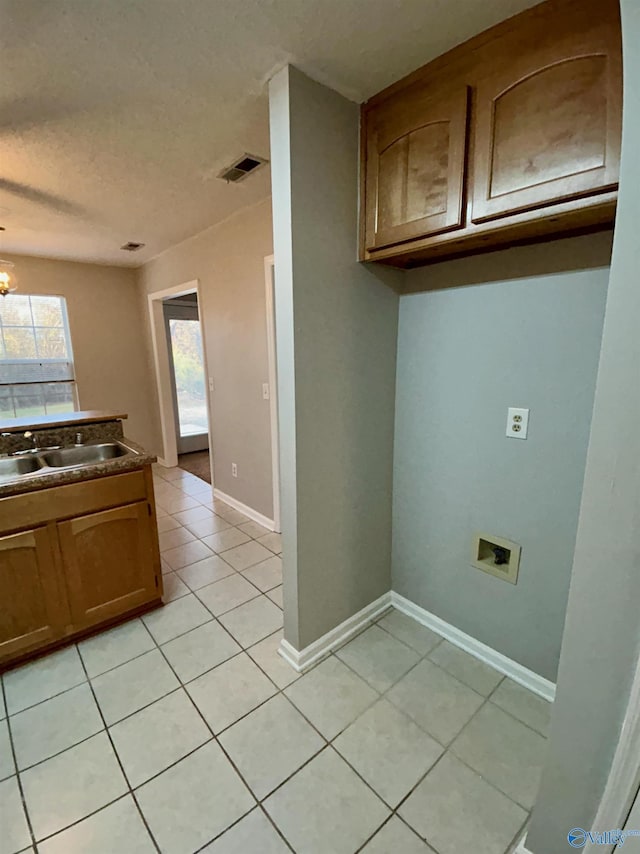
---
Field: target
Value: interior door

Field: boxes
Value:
[163,298,209,455]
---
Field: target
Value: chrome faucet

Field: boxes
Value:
[75,432,84,446]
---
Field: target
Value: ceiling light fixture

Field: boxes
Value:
[0,229,17,297]
[0,260,17,297]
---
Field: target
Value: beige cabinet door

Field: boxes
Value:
[58,502,160,631]
[471,0,621,223]
[365,85,469,251]
[0,526,69,663]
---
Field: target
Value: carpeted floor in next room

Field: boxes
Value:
[178,450,211,483]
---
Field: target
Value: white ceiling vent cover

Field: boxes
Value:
[217,153,268,183]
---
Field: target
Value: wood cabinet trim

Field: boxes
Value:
[0,530,36,551]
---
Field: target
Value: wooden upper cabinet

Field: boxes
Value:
[58,501,159,631]
[0,526,69,661]
[365,86,469,250]
[359,0,621,269]
[471,1,621,223]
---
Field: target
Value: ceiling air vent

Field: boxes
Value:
[120,241,145,252]
[218,153,268,184]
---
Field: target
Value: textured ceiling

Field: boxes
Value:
[0,0,538,267]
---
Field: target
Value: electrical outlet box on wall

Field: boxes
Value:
[472,533,521,584]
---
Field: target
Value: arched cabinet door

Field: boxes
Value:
[58,502,158,631]
[0,527,68,662]
[365,86,469,251]
[471,6,621,223]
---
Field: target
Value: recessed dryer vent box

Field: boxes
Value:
[472,533,521,584]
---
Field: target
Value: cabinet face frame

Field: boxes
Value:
[365,86,470,251]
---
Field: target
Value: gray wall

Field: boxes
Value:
[393,233,611,682]
[138,198,275,519]
[527,1,640,849]
[269,65,402,650]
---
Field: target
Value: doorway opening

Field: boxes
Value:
[162,293,211,482]
[147,280,213,483]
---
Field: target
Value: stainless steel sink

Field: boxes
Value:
[40,443,128,468]
[0,455,43,477]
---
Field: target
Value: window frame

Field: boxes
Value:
[0,294,79,419]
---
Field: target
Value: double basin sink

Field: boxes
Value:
[0,443,130,482]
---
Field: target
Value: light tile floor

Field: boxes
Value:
[0,464,551,854]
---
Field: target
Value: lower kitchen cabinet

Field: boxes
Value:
[0,467,162,670]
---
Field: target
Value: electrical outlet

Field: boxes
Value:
[262,383,270,400]
[208,377,214,393]
[231,463,238,478]
[506,407,529,439]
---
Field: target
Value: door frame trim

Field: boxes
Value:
[264,255,281,532]
[587,663,640,853]
[147,280,214,479]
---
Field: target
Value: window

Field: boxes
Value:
[0,295,77,419]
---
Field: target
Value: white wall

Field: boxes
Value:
[269,65,402,650]
[138,198,275,519]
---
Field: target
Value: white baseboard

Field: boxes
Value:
[391,592,556,702]
[279,593,393,673]
[213,488,276,532]
[514,833,533,854]
[156,457,172,469]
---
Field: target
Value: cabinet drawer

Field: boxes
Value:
[0,471,148,533]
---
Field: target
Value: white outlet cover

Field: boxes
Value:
[506,407,529,439]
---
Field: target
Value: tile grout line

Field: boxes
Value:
[149,550,538,845]
[137,616,298,853]
[5,477,535,852]
[153,471,534,849]
[136,584,420,849]
[2,679,39,852]
[4,615,538,852]
[73,646,163,854]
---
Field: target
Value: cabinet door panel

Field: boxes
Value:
[472,6,621,223]
[0,527,67,661]
[366,87,469,250]
[58,502,159,630]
